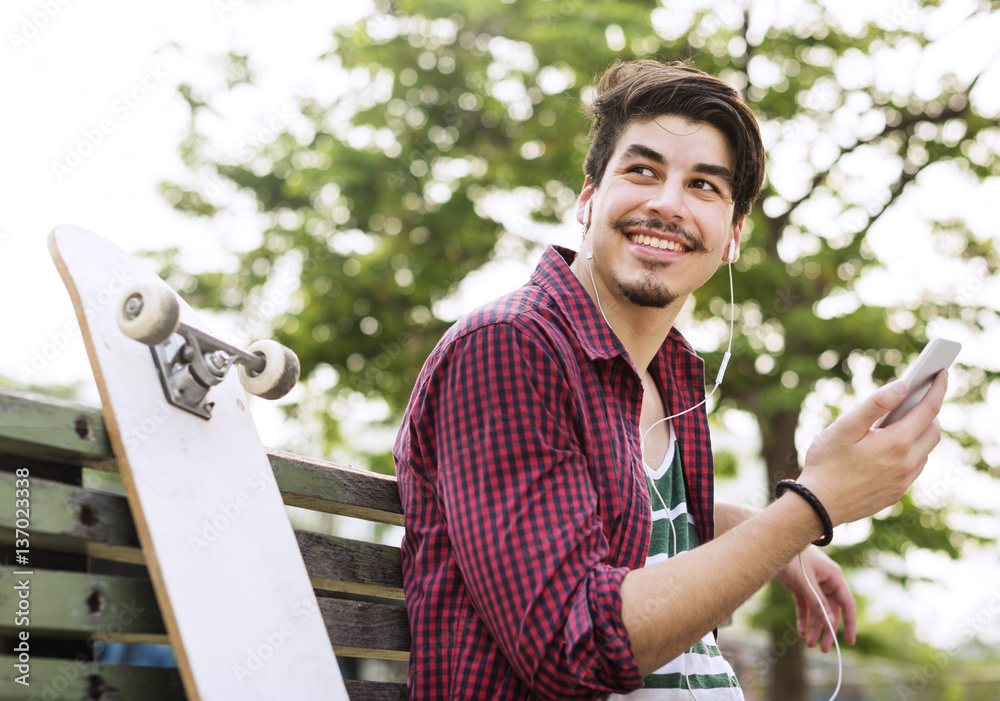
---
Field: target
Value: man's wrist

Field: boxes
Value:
[774,480,834,546]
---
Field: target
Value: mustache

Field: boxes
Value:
[610,216,707,253]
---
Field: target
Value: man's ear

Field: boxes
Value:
[576,177,595,226]
[725,218,745,263]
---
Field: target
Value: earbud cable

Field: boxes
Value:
[798,554,843,700]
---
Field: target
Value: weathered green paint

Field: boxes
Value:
[0,655,184,700]
[0,566,165,641]
[0,472,140,558]
[270,450,405,525]
[0,470,401,595]
[0,387,112,466]
[1,391,404,523]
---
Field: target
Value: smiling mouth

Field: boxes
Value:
[627,233,689,252]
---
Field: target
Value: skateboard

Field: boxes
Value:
[49,224,348,701]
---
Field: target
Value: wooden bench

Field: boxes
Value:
[0,386,409,700]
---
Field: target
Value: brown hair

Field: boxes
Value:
[583,60,766,224]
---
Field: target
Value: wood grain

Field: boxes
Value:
[320,599,411,660]
[0,656,186,700]
[270,450,404,525]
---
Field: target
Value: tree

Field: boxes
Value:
[159,1,1000,697]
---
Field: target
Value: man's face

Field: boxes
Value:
[578,115,742,310]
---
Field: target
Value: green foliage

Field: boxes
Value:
[0,374,84,400]
[713,449,738,479]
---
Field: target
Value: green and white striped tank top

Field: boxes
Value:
[608,421,742,700]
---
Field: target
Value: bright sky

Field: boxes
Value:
[3,0,999,653]
[0,0,370,396]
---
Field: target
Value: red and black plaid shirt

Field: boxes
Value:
[394,245,716,699]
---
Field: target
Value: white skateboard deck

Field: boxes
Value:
[49,223,348,701]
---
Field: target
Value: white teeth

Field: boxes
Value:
[630,234,683,252]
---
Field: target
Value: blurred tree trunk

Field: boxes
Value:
[762,408,807,701]
[770,628,806,701]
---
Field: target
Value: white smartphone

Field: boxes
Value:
[879,337,961,427]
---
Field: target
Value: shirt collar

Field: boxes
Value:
[530,245,703,374]
[529,245,624,361]
[649,330,705,414]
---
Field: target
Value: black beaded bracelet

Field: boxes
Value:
[774,479,834,547]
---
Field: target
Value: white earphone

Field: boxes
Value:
[727,238,737,263]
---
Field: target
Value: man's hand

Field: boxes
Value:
[770,374,946,655]
[797,371,947,527]
[776,547,856,653]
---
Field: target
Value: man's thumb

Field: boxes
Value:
[847,380,908,435]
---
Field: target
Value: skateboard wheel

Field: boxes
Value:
[238,340,300,400]
[117,282,181,345]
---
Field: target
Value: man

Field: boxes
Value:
[393,60,946,699]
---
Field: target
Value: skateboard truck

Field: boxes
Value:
[117,282,300,419]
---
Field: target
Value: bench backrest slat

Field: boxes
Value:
[270,449,404,526]
[0,471,142,560]
[0,387,112,466]
[344,680,407,701]
[297,530,404,600]
[321,599,411,660]
[0,565,165,641]
[0,654,187,700]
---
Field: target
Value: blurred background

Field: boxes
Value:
[3,0,999,698]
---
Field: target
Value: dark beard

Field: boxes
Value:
[616,273,678,308]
